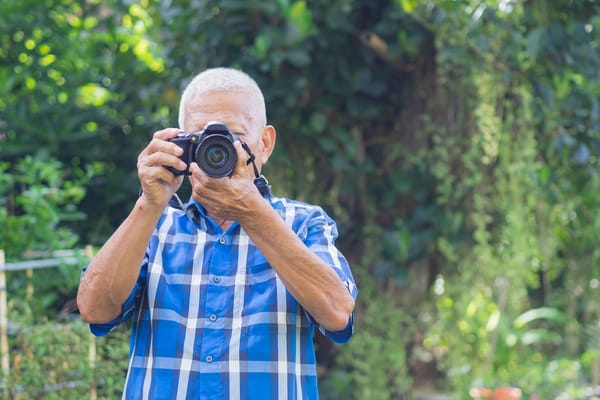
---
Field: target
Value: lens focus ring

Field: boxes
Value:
[195,134,237,178]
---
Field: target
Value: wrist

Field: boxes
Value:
[135,193,168,216]
[236,190,274,228]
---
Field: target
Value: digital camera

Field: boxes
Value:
[168,121,239,178]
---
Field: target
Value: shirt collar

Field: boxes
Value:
[182,198,240,232]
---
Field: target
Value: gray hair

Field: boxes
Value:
[178,67,267,130]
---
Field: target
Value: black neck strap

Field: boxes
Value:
[240,141,272,199]
[241,142,259,177]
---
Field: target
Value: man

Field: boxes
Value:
[77,67,357,399]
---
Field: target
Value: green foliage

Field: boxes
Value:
[7,303,129,399]
[415,0,600,396]
[0,0,170,244]
[336,290,413,400]
[0,156,97,260]
[0,154,98,314]
[9,320,93,399]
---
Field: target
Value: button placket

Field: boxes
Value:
[200,232,230,369]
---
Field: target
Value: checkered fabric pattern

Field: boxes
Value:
[87,196,357,400]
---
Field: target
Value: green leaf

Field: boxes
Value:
[309,112,327,133]
[397,0,419,13]
[527,27,546,61]
[520,329,562,345]
[437,0,459,12]
[538,165,550,184]
[513,307,568,328]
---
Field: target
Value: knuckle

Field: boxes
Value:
[149,138,161,149]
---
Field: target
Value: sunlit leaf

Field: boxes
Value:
[514,307,568,329]
[77,83,111,107]
[520,329,562,345]
[397,0,419,13]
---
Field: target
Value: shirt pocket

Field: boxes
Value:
[245,249,275,284]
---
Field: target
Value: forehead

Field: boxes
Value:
[182,91,257,134]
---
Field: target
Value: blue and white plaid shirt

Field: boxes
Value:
[88,195,357,400]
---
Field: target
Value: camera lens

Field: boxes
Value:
[195,134,238,178]
[206,144,228,168]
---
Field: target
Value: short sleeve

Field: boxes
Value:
[80,256,148,337]
[301,207,358,344]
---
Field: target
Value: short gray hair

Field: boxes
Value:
[178,67,267,130]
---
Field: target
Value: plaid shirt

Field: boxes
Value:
[88,195,357,400]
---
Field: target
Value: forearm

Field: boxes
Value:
[77,196,163,323]
[239,195,355,332]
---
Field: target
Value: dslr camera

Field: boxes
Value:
[167,121,239,178]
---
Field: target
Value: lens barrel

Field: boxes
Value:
[195,133,237,178]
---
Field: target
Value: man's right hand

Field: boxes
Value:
[136,128,187,210]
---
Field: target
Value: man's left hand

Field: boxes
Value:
[188,140,261,222]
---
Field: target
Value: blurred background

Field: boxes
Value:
[1,0,599,399]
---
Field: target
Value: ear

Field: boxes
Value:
[260,125,276,164]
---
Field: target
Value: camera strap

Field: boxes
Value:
[241,141,272,199]
[240,142,260,177]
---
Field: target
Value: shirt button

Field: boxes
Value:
[209,314,217,322]
[213,276,221,283]
[218,237,226,245]
[205,355,213,363]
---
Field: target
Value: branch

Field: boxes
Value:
[359,31,413,72]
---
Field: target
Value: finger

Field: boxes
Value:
[188,163,209,201]
[145,137,185,158]
[152,127,181,140]
[139,151,187,172]
[160,153,188,173]
[138,134,185,166]
[188,162,207,181]
[141,160,186,187]
[189,162,227,198]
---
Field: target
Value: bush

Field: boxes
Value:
[7,315,129,399]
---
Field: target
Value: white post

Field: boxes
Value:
[0,249,9,398]
[25,269,33,300]
[85,245,97,400]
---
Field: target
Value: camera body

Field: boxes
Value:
[168,121,239,178]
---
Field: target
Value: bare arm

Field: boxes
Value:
[239,194,355,332]
[77,197,163,323]
[77,128,186,323]
[188,143,355,332]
